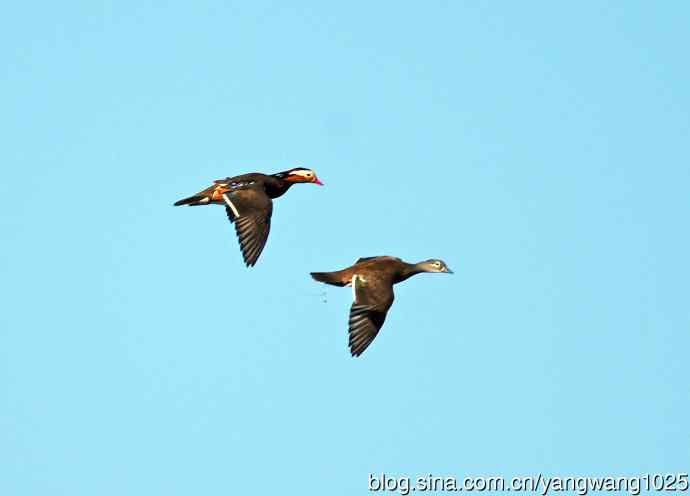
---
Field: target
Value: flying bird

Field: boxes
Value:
[174,167,323,266]
[311,256,452,356]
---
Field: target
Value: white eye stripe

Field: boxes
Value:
[291,170,314,178]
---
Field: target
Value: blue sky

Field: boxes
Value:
[1,1,689,494]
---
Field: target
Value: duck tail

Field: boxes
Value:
[173,195,208,206]
[310,271,346,287]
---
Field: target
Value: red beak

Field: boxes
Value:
[312,177,324,186]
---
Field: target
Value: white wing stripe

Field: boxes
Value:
[222,193,240,217]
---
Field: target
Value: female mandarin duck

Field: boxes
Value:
[174,167,323,266]
[311,256,452,357]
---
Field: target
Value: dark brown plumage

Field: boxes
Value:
[311,256,452,357]
[174,168,322,266]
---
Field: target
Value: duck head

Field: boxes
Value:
[417,259,453,274]
[278,167,324,185]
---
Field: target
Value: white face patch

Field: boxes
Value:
[290,169,314,179]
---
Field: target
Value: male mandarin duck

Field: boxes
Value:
[174,167,323,266]
[311,256,452,357]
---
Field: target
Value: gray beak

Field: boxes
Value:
[444,267,454,274]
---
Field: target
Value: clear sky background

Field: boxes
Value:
[1,1,689,495]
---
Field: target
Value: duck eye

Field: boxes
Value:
[434,261,441,267]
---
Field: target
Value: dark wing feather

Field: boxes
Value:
[355,256,380,264]
[348,305,389,357]
[214,173,262,191]
[223,187,273,267]
[355,256,402,265]
[347,274,394,357]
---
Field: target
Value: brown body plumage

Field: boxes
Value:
[174,168,322,266]
[311,256,452,357]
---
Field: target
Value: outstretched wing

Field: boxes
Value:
[223,187,273,267]
[347,273,394,357]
